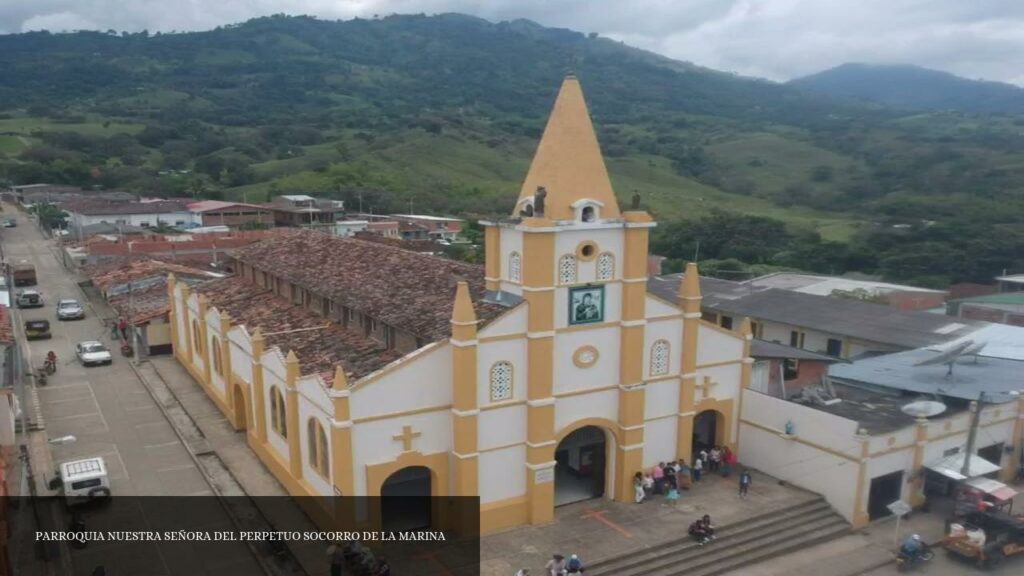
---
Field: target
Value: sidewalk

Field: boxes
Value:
[480,472,820,575]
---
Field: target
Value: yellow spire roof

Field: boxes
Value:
[514,75,621,221]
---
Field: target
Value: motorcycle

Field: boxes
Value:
[896,546,934,572]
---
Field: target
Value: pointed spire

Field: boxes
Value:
[681,262,702,300]
[285,349,300,385]
[451,281,477,324]
[286,350,299,364]
[332,364,349,390]
[514,75,621,221]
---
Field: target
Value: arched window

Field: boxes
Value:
[650,339,670,376]
[211,336,223,376]
[307,418,330,478]
[597,252,615,280]
[191,320,202,353]
[490,361,513,402]
[270,386,287,438]
[581,205,596,222]
[558,254,577,285]
[508,251,522,282]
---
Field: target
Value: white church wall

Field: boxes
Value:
[740,421,860,522]
[350,411,452,495]
[478,404,527,451]
[696,363,743,407]
[553,326,620,395]
[554,228,624,269]
[866,448,914,501]
[645,295,680,319]
[643,417,678,467]
[205,307,226,398]
[478,445,527,504]
[644,378,679,421]
[186,296,205,375]
[479,306,527,339]
[350,344,452,421]
[696,324,744,366]
[554,388,618,433]
[742,390,862,458]
[476,338,527,407]
[228,327,252,385]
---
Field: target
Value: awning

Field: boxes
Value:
[965,477,1018,501]
[926,453,1001,481]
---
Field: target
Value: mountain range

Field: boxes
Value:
[0,14,1021,285]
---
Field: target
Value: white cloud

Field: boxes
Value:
[1,0,1023,84]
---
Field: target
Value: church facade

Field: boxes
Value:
[168,75,751,533]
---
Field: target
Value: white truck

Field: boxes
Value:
[59,457,111,505]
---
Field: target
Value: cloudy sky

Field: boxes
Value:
[2,0,1024,85]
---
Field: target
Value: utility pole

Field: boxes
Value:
[961,392,983,477]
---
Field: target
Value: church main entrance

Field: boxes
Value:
[692,410,722,455]
[380,466,432,530]
[554,426,607,506]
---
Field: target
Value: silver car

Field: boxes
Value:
[56,299,85,320]
[76,341,112,366]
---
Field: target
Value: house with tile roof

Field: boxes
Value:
[168,75,752,533]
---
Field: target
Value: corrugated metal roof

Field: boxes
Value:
[648,274,982,350]
[829,348,1023,402]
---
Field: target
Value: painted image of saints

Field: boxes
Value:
[570,287,603,324]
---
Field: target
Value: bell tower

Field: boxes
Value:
[481,74,655,522]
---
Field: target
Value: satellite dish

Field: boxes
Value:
[901,400,947,418]
[915,340,973,366]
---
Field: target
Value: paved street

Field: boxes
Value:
[4,206,210,497]
[2,206,263,575]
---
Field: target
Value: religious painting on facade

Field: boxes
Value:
[569,285,604,325]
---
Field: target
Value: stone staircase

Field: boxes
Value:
[587,497,850,576]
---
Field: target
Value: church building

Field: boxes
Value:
[168,75,752,533]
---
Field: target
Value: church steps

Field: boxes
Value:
[587,498,836,575]
[645,511,848,576]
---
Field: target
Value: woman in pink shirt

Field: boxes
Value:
[652,462,665,494]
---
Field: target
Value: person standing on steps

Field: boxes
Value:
[633,472,645,503]
[566,554,584,574]
[709,446,721,473]
[652,462,665,495]
[692,454,703,482]
[545,554,567,576]
[739,469,752,498]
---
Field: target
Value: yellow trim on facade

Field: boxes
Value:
[572,345,600,368]
[575,240,599,262]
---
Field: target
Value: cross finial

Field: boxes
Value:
[393,425,421,453]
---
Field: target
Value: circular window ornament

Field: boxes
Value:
[573,345,599,368]
[576,241,598,262]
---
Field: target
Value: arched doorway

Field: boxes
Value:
[692,410,723,456]
[554,426,608,506]
[380,466,432,530]
[232,385,247,430]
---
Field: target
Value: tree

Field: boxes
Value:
[32,202,68,231]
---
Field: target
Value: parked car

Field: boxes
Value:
[56,299,85,320]
[57,457,111,505]
[23,319,51,340]
[2,219,16,228]
[15,289,43,308]
[76,341,112,366]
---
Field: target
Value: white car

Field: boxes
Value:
[59,457,111,505]
[56,299,85,320]
[76,341,112,366]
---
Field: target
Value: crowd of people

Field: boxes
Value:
[327,541,391,576]
[632,446,747,503]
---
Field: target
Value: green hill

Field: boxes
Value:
[0,14,1022,285]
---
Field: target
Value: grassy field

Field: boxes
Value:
[232,129,863,239]
[0,117,144,137]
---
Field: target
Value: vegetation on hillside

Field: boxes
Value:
[0,14,1022,286]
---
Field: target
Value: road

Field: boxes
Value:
[4,207,211,497]
[3,206,264,575]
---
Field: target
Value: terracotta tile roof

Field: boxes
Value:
[231,229,505,342]
[87,258,221,294]
[87,258,222,325]
[0,306,13,344]
[195,276,402,379]
[108,282,172,324]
